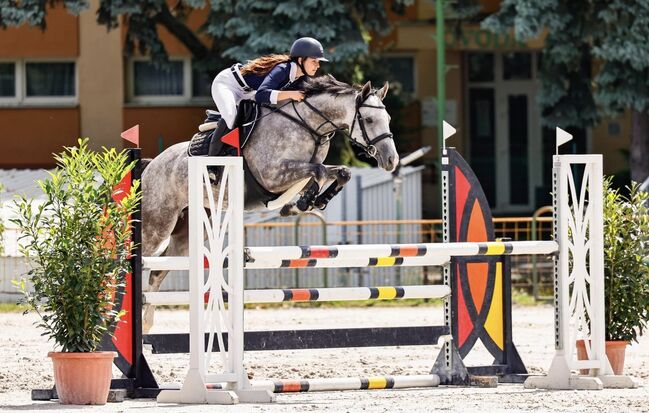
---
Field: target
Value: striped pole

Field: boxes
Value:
[247,254,450,269]
[143,285,451,306]
[143,255,449,271]
[203,374,440,393]
[143,240,558,272]
[246,240,558,263]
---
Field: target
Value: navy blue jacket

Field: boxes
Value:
[241,62,303,104]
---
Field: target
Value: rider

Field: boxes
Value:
[207,37,329,157]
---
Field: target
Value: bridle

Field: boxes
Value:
[268,91,393,161]
[348,95,394,157]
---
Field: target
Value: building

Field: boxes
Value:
[0,0,632,216]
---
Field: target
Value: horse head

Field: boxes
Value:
[349,81,399,172]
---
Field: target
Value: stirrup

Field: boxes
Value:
[207,167,219,185]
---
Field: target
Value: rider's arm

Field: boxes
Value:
[256,64,302,104]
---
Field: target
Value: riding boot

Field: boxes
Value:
[207,118,230,183]
[207,118,230,157]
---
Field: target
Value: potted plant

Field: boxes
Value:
[577,178,649,374]
[12,138,140,404]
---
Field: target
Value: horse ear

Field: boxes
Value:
[378,81,389,101]
[361,81,372,99]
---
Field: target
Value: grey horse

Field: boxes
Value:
[140,75,398,331]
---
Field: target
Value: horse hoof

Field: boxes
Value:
[296,198,309,211]
[280,203,298,216]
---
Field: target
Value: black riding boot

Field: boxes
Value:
[207,118,230,183]
[207,118,230,157]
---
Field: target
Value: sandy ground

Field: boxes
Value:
[0,304,647,412]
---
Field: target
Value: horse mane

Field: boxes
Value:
[303,74,357,97]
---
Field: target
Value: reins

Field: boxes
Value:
[252,91,392,162]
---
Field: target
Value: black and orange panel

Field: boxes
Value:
[444,148,526,378]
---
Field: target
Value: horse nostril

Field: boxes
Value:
[388,156,393,165]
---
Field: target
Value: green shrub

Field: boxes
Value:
[603,178,649,343]
[12,138,140,352]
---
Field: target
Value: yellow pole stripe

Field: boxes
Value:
[486,243,506,255]
[376,287,397,299]
[367,377,387,389]
[375,257,397,267]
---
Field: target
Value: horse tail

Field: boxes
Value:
[140,158,153,172]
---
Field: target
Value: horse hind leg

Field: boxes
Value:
[142,269,169,334]
[142,210,190,334]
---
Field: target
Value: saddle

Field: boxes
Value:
[188,101,286,209]
[188,100,260,157]
[187,99,322,213]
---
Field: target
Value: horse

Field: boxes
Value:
[140,75,399,331]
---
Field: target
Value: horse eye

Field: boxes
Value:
[366,117,373,124]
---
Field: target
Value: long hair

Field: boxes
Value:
[240,54,292,76]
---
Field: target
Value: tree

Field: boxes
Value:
[474,0,649,183]
[1,0,413,164]
[1,0,411,79]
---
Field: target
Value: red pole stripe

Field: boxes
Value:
[289,289,312,301]
[308,247,334,258]
[279,381,303,392]
[288,259,311,268]
[397,246,421,257]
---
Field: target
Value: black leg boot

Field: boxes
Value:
[207,118,230,157]
[207,118,230,183]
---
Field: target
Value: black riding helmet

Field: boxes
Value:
[290,37,329,62]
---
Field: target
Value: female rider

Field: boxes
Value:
[208,37,328,157]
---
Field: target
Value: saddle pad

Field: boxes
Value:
[188,132,212,157]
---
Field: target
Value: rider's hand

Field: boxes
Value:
[290,91,305,102]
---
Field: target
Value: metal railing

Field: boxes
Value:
[243,215,555,291]
[0,215,556,297]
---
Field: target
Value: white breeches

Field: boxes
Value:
[211,68,255,129]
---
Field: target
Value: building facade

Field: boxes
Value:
[0,0,632,215]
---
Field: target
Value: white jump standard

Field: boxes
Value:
[153,135,635,405]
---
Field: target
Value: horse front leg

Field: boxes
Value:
[314,165,351,210]
[271,161,329,217]
[274,163,349,216]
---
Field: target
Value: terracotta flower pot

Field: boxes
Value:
[575,339,627,375]
[48,351,116,405]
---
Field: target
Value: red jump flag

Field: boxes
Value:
[221,128,241,156]
[121,125,140,147]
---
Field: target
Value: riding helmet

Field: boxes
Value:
[290,37,329,62]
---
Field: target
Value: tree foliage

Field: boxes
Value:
[496,1,649,122]
[457,0,649,181]
[2,0,413,80]
[2,0,415,164]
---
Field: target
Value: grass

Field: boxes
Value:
[0,291,545,313]
[0,302,29,313]
[155,290,545,311]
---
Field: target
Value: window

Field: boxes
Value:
[468,53,494,82]
[0,60,76,105]
[384,56,416,94]
[133,61,184,96]
[503,52,532,80]
[26,62,75,97]
[128,58,212,104]
[192,66,212,98]
[0,63,15,97]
